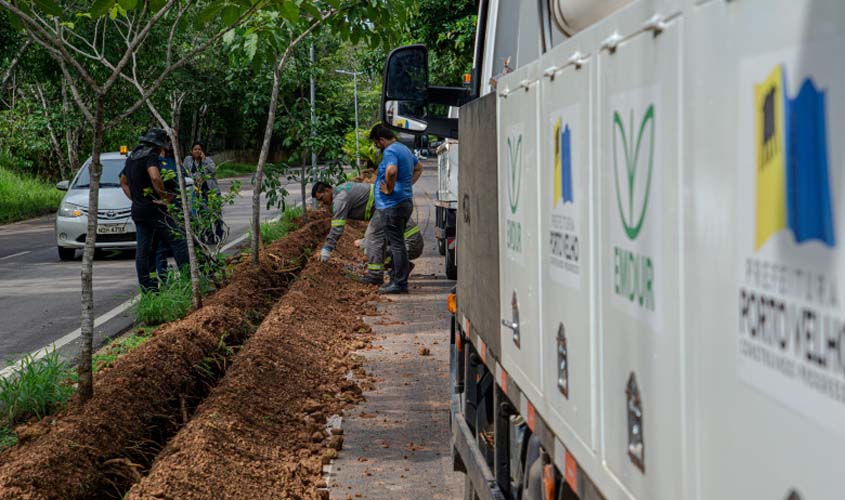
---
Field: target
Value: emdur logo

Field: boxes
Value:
[612,105,655,240]
[507,135,523,214]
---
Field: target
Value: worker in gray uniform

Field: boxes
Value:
[312,181,423,285]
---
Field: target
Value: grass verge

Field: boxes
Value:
[0,349,75,450]
[216,162,256,179]
[93,328,155,373]
[134,271,202,325]
[260,207,304,244]
[0,167,64,224]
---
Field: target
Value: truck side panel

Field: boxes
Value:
[458,93,501,360]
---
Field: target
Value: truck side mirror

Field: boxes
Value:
[382,45,430,134]
[56,180,69,191]
[381,44,470,139]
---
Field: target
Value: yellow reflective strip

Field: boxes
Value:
[331,220,346,227]
[404,225,420,239]
[365,184,375,220]
[367,263,384,270]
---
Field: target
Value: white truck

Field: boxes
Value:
[436,111,459,279]
[380,1,845,499]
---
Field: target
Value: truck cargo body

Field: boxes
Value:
[445,1,845,500]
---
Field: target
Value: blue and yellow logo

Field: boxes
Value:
[553,119,574,207]
[754,65,834,250]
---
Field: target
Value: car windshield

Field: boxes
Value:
[72,159,127,188]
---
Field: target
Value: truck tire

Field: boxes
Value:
[58,246,76,261]
[438,237,446,256]
[446,242,457,280]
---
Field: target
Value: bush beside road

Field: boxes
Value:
[0,167,63,225]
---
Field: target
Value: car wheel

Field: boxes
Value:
[58,246,76,261]
[438,238,446,256]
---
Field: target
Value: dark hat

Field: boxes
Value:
[138,127,170,149]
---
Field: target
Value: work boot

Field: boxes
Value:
[358,274,383,286]
[378,283,408,295]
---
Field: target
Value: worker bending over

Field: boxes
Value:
[312,181,422,285]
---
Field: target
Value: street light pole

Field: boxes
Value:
[335,69,360,172]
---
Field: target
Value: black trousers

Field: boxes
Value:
[381,199,414,289]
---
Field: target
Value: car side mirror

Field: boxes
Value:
[381,44,470,139]
[56,180,69,191]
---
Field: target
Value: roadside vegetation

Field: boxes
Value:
[135,271,209,326]
[0,166,63,224]
[0,350,74,450]
[261,206,305,244]
[216,162,256,179]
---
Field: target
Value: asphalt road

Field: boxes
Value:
[0,176,303,366]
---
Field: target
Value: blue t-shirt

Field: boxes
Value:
[375,142,417,209]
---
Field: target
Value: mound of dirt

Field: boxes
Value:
[127,223,376,499]
[0,216,329,500]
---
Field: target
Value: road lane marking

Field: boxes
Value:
[0,200,302,379]
[0,296,136,379]
[0,251,31,261]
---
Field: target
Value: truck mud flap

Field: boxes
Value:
[451,393,507,500]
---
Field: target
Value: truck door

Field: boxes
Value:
[539,50,596,456]
[498,60,545,407]
[597,13,683,500]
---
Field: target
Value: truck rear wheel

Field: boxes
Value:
[446,242,457,280]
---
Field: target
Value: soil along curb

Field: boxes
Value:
[0,216,329,500]
[127,225,375,499]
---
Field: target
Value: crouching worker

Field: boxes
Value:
[312,181,421,285]
[355,210,423,275]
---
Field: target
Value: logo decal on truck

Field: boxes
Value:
[504,123,525,264]
[507,134,523,214]
[736,57,845,434]
[612,105,655,241]
[609,94,659,321]
[549,107,582,290]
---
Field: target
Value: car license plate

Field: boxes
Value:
[97,224,127,235]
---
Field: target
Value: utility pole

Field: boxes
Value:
[306,42,316,210]
[335,69,360,173]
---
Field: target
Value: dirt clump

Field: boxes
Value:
[0,216,329,500]
[127,223,376,499]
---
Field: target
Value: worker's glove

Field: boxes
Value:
[320,247,331,262]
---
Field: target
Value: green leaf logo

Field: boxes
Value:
[612,105,655,240]
[507,135,523,214]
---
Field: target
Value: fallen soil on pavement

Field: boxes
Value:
[0,215,329,500]
[127,224,376,499]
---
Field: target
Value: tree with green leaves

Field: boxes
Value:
[0,0,261,401]
[225,0,414,265]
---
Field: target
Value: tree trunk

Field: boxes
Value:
[251,54,283,266]
[77,97,104,402]
[169,130,203,309]
[32,82,69,178]
[165,94,202,309]
[61,79,80,178]
[301,153,307,213]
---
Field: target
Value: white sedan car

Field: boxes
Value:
[55,152,192,260]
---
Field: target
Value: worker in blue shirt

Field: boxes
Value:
[369,124,422,294]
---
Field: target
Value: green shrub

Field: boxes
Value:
[260,206,304,244]
[134,271,195,325]
[0,349,75,428]
[0,165,64,224]
[342,128,381,170]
